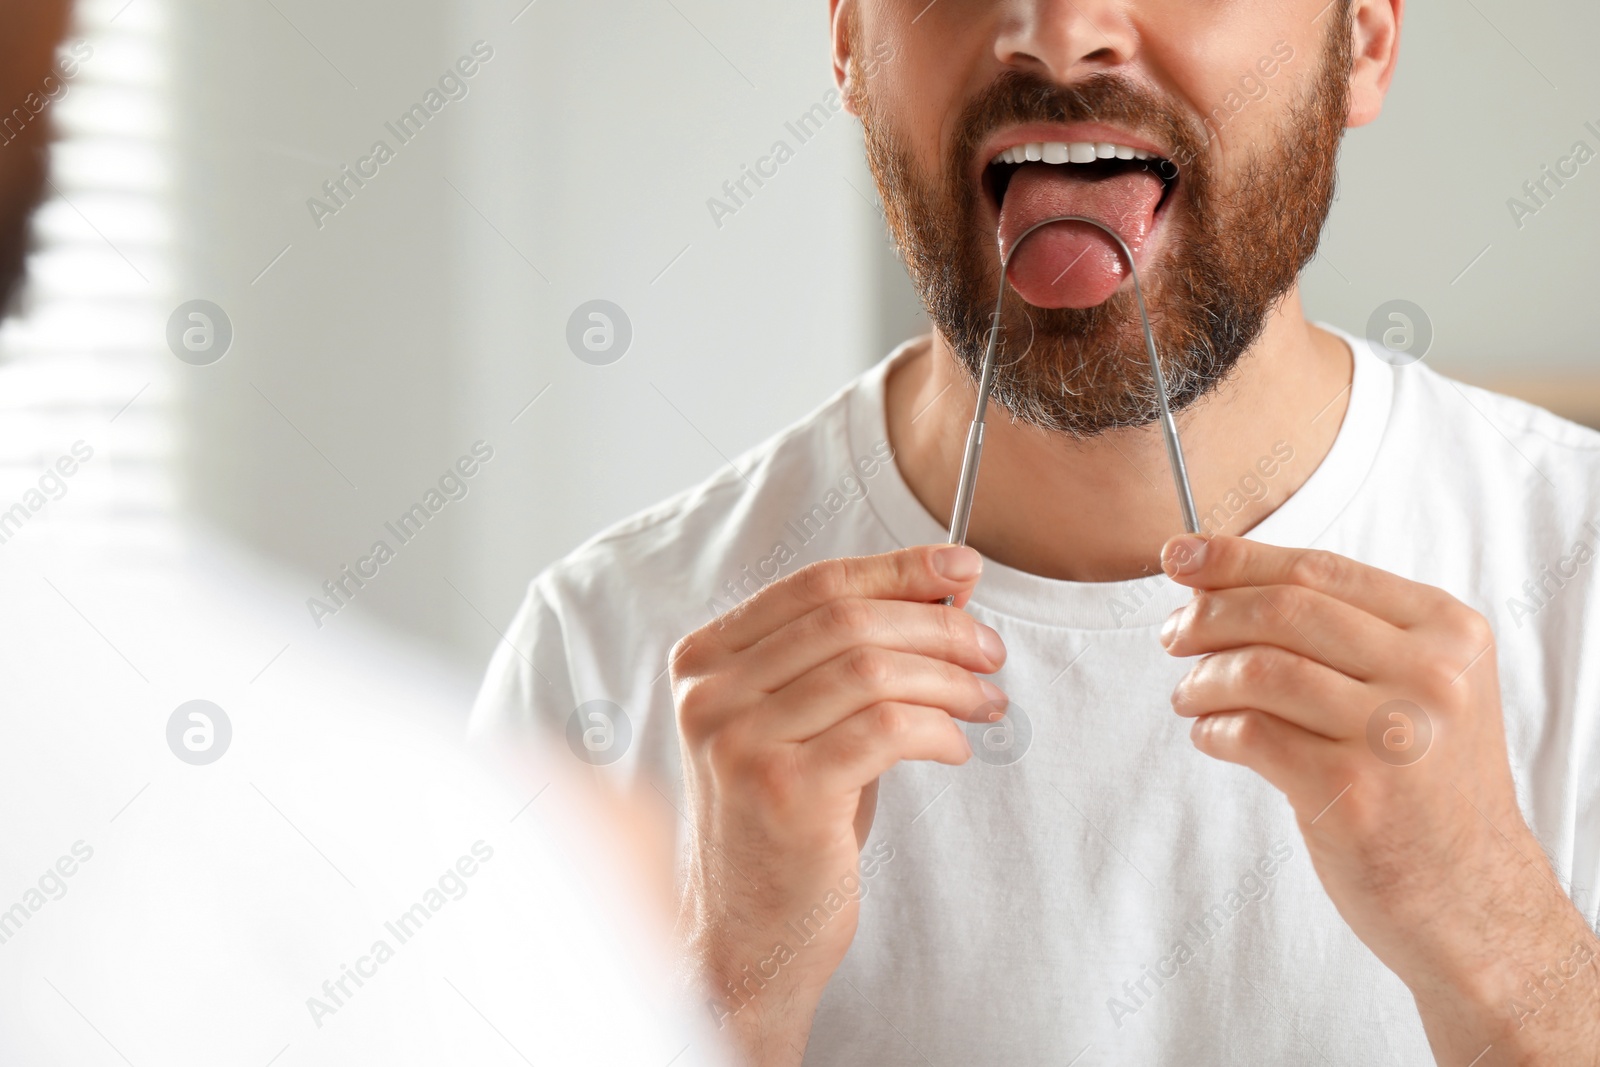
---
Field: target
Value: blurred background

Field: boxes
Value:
[4,0,1597,678]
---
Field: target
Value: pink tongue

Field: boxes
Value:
[997,162,1165,309]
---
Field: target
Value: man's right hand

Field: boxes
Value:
[668,544,1007,1065]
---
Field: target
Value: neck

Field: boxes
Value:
[884,287,1354,582]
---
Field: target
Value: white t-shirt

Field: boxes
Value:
[471,328,1600,1064]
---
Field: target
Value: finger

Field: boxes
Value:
[710,545,984,653]
[1160,584,1399,682]
[1188,709,1343,814]
[1170,644,1368,740]
[766,646,1006,741]
[1161,535,1444,629]
[744,597,1005,693]
[803,702,972,792]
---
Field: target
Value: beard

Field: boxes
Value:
[853,17,1352,437]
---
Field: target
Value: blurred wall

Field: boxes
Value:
[169,0,1600,672]
[170,0,886,668]
[1305,0,1600,393]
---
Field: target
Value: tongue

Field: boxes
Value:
[997,162,1165,309]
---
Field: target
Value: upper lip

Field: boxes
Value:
[972,122,1174,186]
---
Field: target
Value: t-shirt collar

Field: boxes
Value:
[847,324,1393,631]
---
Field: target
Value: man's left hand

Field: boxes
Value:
[1159,534,1600,1064]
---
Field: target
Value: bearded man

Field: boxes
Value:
[473,1,1600,1062]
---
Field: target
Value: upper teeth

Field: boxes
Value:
[990,142,1157,166]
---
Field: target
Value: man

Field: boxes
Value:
[473,0,1600,1062]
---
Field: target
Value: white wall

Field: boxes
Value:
[445,0,887,659]
[170,0,884,667]
[1306,0,1600,373]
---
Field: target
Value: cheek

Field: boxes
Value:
[1137,2,1325,143]
[863,4,996,165]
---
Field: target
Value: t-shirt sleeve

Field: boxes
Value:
[467,575,578,744]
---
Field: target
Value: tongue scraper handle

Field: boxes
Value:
[939,215,1201,607]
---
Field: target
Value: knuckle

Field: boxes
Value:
[1289,550,1341,590]
[1453,607,1495,650]
[896,545,929,577]
[1269,585,1311,634]
[844,645,894,690]
[868,702,909,742]
[1234,647,1280,688]
[1226,709,1267,749]
[825,596,877,641]
[668,628,707,677]
[798,558,851,604]
[1191,591,1223,630]
[1417,652,1462,696]
[1245,590,1281,631]
[674,676,722,741]
[938,605,972,649]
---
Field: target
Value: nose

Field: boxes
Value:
[994,0,1138,81]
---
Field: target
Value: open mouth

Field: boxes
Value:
[981,140,1180,309]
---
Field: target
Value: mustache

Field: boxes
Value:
[949,70,1209,186]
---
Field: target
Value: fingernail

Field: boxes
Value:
[1163,536,1208,577]
[976,624,1006,665]
[935,545,982,581]
[1159,607,1182,648]
[978,678,1008,709]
